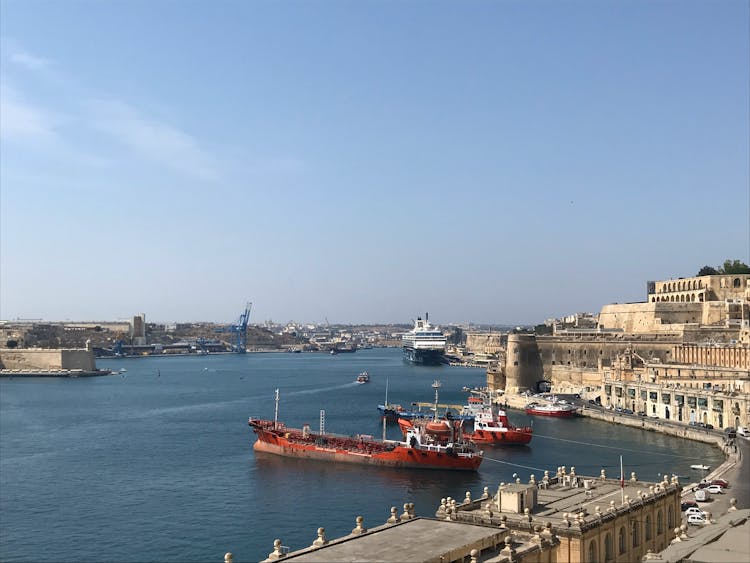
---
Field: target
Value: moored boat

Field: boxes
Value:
[690,464,710,471]
[250,390,483,471]
[524,401,578,417]
[464,404,533,445]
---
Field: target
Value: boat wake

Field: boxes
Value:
[286,382,360,397]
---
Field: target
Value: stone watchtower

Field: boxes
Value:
[505,334,544,393]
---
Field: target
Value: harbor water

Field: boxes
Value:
[0,348,723,562]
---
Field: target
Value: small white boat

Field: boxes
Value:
[356,371,370,384]
[690,464,710,471]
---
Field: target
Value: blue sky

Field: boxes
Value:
[1,1,748,325]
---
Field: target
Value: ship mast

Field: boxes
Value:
[274,388,279,429]
[432,380,441,421]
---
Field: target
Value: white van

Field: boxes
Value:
[737,426,749,437]
[695,489,711,502]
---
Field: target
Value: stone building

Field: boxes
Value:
[598,274,750,334]
[0,347,97,373]
[465,332,505,356]
[259,507,559,562]
[601,345,750,429]
[449,469,682,563]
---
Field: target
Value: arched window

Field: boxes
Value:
[619,526,627,554]
[588,539,598,563]
[657,510,664,534]
[645,515,652,541]
[632,521,640,547]
[605,533,614,562]
[734,277,741,288]
[668,506,674,529]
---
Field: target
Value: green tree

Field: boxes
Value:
[719,259,750,274]
[697,265,719,276]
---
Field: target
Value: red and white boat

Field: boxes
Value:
[524,400,578,418]
[249,390,482,471]
[464,404,533,445]
[399,403,533,446]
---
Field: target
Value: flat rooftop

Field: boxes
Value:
[282,518,504,562]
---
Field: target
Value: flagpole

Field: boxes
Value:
[620,455,624,504]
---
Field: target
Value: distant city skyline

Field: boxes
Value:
[1,1,748,325]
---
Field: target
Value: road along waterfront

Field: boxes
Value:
[0,348,724,562]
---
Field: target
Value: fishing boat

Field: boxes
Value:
[249,390,483,471]
[356,371,370,384]
[524,399,578,418]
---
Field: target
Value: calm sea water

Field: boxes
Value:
[0,348,722,562]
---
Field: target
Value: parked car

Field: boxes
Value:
[737,426,750,437]
[681,500,699,511]
[622,408,634,415]
[684,507,708,518]
[703,423,714,430]
[689,421,700,427]
[687,514,707,526]
[710,479,730,489]
[695,489,711,502]
[705,485,724,495]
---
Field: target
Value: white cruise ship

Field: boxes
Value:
[402,314,447,365]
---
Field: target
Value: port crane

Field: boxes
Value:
[230,302,252,353]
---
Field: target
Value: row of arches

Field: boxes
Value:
[651,293,704,303]
[587,506,673,562]
[660,280,704,292]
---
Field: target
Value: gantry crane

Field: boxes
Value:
[230,302,252,353]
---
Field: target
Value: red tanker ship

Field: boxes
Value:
[249,391,483,471]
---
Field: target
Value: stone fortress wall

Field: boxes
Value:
[0,348,96,372]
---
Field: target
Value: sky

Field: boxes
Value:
[1,0,748,326]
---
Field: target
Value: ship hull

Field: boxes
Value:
[403,347,445,365]
[465,428,532,445]
[251,425,481,471]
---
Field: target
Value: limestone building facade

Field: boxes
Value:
[601,345,750,429]
[450,469,681,563]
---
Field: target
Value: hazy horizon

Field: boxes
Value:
[2,1,748,325]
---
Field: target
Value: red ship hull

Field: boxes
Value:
[464,427,532,445]
[249,419,482,471]
[399,416,532,446]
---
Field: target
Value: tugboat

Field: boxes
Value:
[249,390,483,471]
[463,404,533,445]
[399,390,533,446]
